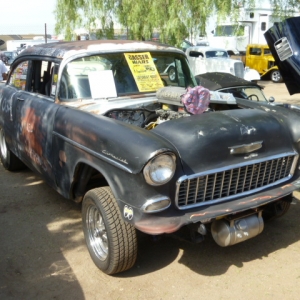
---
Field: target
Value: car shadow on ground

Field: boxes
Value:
[120,198,300,277]
[2,166,300,283]
[0,168,85,300]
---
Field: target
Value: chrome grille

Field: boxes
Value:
[275,37,293,61]
[234,61,244,79]
[176,154,297,209]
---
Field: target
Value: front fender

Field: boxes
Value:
[261,66,279,77]
[244,67,261,81]
[53,106,178,174]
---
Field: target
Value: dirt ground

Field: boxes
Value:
[1,80,300,300]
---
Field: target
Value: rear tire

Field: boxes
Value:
[0,126,25,171]
[82,187,137,275]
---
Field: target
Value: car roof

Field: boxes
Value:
[195,72,261,91]
[17,40,184,61]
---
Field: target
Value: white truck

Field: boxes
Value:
[206,24,249,55]
[205,0,298,55]
[6,39,59,52]
[185,46,260,81]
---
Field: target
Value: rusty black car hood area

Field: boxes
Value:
[61,90,298,176]
[265,16,300,95]
[152,107,295,174]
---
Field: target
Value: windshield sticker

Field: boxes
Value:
[124,52,164,92]
[88,70,117,98]
[11,62,28,90]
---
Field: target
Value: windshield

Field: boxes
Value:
[59,52,196,101]
[4,51,18,59]
[205,50,228,58]
[218,86,268,102]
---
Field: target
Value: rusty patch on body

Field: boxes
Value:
[21,107,50,172]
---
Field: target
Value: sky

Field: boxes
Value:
[0,0,57,35]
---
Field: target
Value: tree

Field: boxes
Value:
[54,0,300,45]
[269,0,300,19]
[54,0,117,40]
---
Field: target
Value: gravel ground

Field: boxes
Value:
[1,80,300,300]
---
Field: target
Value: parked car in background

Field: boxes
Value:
[3,51,18,65]
[196,39,210,46]
[186,46,260,82]
[195,71,274,102]
[181,39,193,52]
[1,40,300,276]
[231,44,282,83]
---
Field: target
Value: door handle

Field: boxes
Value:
[17,97,25,101]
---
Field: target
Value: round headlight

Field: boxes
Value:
[143,153,176,186]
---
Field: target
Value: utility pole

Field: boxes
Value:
[44,23,48,43]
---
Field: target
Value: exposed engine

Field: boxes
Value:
[104,86,237,129]
[104,106,190,129]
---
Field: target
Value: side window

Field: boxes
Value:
[249,47,261,55]
[29,60,58,98]
[9,61,29,90]
[189,51,204,58]
[261,22,266,31]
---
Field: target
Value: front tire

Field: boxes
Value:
[82,187,137,275]
[270,70,283,83]
[0,126,25,171]
[262,195,292,220]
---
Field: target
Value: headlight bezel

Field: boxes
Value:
[143,152,176,186]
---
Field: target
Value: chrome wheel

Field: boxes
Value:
[271,70,283,83]
[0,126,25,171]
[86,204,108,261]
[168,66,176,82]
[82,187,137,274]
[0,127,8,160]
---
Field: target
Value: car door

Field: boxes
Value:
[7,58,60,187]
[247,46,265,73]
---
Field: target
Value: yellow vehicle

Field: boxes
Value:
[233,44,283,83]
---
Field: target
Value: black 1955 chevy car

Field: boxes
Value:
[1,28,300,275]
